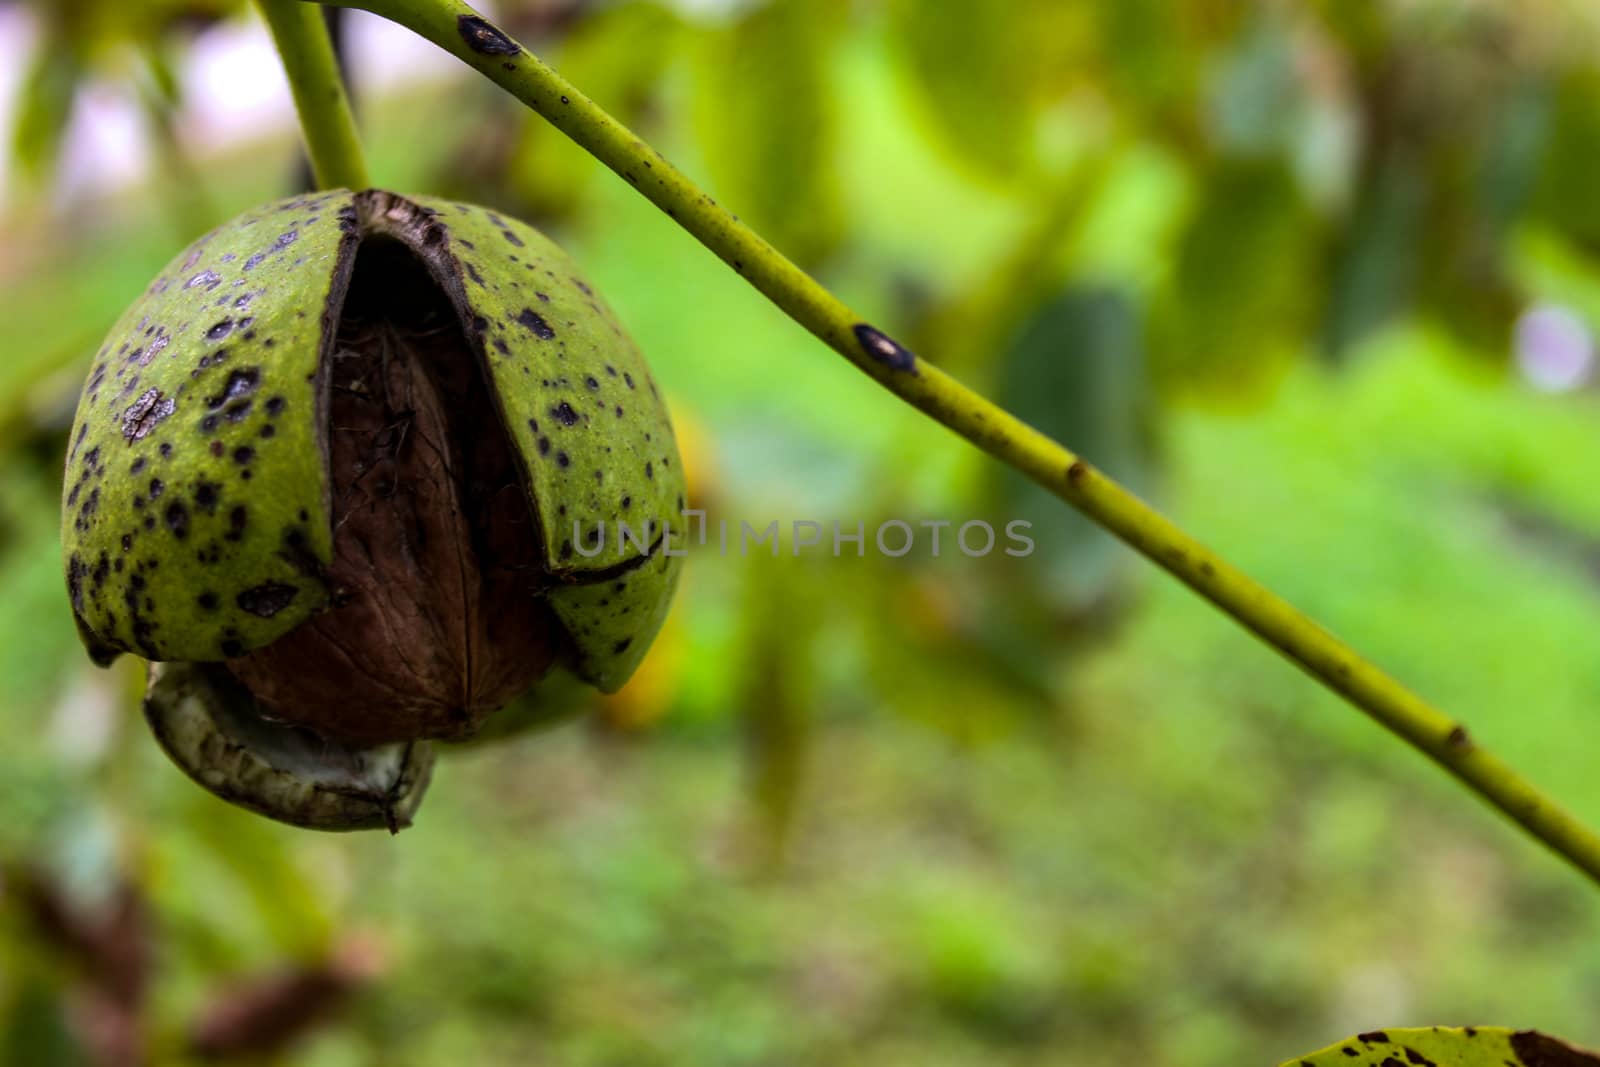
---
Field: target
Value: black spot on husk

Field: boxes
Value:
[236,582,299,618]
[517,308,556,339]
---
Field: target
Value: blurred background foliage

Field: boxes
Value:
[2,0,1600,1063]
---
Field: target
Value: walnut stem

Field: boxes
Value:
[256,0,370,191]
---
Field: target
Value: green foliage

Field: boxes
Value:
[992,287,1157,619]
[884,0,1076,183]
[692,0,843,266]
[10,0,244,189]
[503,2,683,221]
[0,978,85,1067]
[10,36,83,185]
[1321,157,1426,359]
[1154,156,1316,405]
[1531,71,1600,247]
[7,1,1600,1062]
[1087,0,1246,140]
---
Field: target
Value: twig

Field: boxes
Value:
[286,0,1600,890]
[256,0,370,190]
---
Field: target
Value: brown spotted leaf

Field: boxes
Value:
[1282,1026,1600,1067]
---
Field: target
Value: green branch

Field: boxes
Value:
[297,0,1600,890]
[256,0,369,190]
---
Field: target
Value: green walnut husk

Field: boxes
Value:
[62,189,686,832]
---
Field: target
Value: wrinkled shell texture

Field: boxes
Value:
[145,662,434,833]
[63,189,684,700]
[225,231,557,743]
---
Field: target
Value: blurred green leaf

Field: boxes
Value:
[1512,225,1600,328]
[1090,0,1243,140]
[855,560,1046,742]
[1321,157,1426,359]
[895,878,1055,1036]
[993,287,1156,620]
[1208,13,1304,158]
[181,800,334,960]
[910,146,1123,378]
[1530,70,1600,250]
[0,976,85,1067]
[885,0,1080,184]
[692,0,843,265]
[1415,80,1548,355]
[0,462,83,716]
[140,38,182,107]
[1154,156,1317,405]
[1310,0,1389,66]
[8,0,244,190]
[1283,1027,1600,1067]
[1322,21,1553,360]
[734,554,817,869]
[11,32,84,187]
[20,0,243,54]
[506,2,683,221]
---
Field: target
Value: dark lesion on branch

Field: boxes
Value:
[457,14,522,56]
[853,324,918,375]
